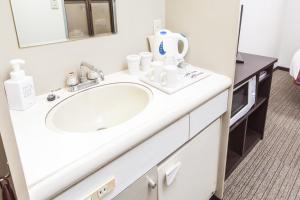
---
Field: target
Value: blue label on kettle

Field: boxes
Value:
[159,42,167,55]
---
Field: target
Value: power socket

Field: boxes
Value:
[153,19,162,33]
[97,178,115,199]
[85,178,115,200]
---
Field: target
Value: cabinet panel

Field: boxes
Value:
[190,91,228,138]
[55,116,189,200]
[157,119,221,200]
[113,167,157,200]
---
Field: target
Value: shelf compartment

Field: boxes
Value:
[248,100,268,139]
[244,129,261,155]
[259,74,271,83]
[226,149,242,178]
[228,119,247,156]
[256,97,267,107]
[257,74,272,100]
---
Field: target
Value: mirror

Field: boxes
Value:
[10,0,117,47]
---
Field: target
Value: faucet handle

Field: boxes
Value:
[87,70,100,80]
[97,69,105,81]
[66,72,79,86]
[80,61,105,81]
[79,68,88,83]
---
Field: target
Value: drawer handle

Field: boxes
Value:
[165,162,181,186]
[147,177,157,189]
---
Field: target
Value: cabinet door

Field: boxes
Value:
[113,167,158,200]
[157,119,221,200]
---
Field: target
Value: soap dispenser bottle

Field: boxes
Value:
[4,59,36,111]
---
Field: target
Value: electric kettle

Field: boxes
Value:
[152,29,189,62]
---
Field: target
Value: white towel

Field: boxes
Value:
[290,49,300,80]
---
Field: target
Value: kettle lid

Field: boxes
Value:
[156,29,171,36]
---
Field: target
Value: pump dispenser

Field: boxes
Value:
[10,59,26,80]
[4,59,36,111]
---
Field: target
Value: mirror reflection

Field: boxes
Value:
[10,0,117,47]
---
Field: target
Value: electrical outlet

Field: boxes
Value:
[84,178,115,200]
[153,19,162,33]
[97,178,115,199]
[50,0,59,9]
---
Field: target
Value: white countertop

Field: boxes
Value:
[9,69,231,199]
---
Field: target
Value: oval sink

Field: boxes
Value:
[46,83,152,133]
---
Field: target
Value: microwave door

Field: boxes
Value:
[231,82,249,118]
[230,76,257,126]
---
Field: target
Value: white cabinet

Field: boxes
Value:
[113,119,222,200]
[54,90,227,200]
[55,116,189,200]
[190,91,228,138]
[113,167,157,200]
[157,119,221,200]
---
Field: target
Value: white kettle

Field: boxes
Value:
[152,29,189,62]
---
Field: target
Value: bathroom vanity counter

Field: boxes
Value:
[9,69,231,200]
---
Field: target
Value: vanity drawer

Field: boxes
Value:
[190,90,228,138]
[54,116,189,200]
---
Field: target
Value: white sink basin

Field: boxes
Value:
[46,83,152,133]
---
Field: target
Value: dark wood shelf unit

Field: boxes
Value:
[226,149,243,177]
[257,75,272,102]
[247,101,269,140]
[259,74,271,83]
[256,97,268,107]
[234,53,277,87]
[244,129,261,155]
[228,119,247,156]
[226,53,278,179]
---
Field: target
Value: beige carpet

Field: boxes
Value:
[224,70,300,200]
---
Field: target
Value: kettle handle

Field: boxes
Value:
[174,33,189,60]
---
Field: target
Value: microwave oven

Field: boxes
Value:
[230,76,256,126]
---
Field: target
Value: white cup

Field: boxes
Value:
[161,65,179,88]
[126,54,141,75]
[147,61,164,82]
[140,52,153,72]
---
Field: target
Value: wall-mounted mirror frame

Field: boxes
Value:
[10,0,117,48]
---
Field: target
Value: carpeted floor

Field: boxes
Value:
[224,70,300,200]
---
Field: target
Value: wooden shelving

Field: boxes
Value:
[226,53,277,179]
[256,97,267,108]
[226,92,269,178]
[244,129,261,155]
[226,149,242,176]
[258,74,271,83]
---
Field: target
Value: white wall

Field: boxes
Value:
[239,0,285,58]
[239,0,300,68]
[10,0,67,47]
[277,0,300,67]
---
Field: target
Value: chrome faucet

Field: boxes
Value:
[79,62,104,83]
[67,62,104,92]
